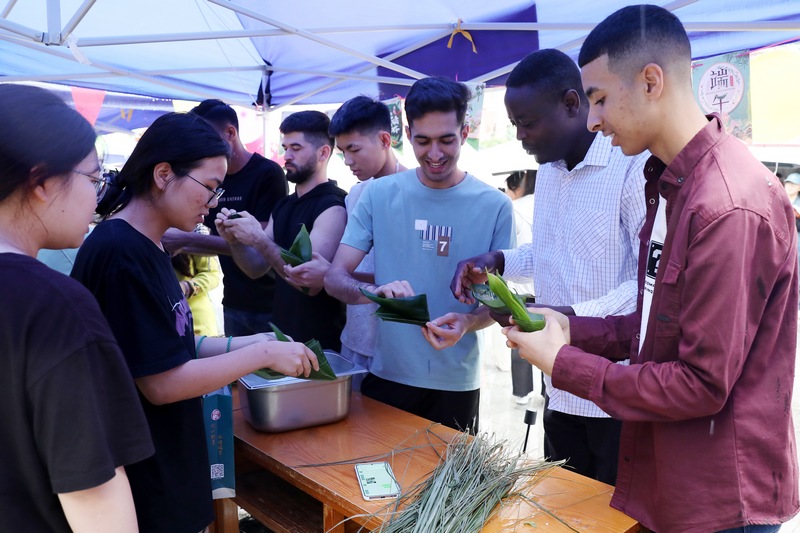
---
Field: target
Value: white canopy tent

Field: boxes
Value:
[1,0,798,108]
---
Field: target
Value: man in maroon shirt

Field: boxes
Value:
[504,5,799,533]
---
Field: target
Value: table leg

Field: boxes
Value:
[323,504,347,533]
[210,498,239,533]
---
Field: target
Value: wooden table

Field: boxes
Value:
[210,388,640,533]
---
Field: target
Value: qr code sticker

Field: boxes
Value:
[210,463,225,480]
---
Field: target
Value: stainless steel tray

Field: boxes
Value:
[239,350,367,433]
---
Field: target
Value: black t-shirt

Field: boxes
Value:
[206,153,288,313]
[0,253,153,532]
[72,220,214,533]
[272,181,347,350]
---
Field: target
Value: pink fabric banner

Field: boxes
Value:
[70,86,106,126]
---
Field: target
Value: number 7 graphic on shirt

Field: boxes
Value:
[437,235,450,257]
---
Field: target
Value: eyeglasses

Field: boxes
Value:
[73,168,111,201]
[186,173,225,204]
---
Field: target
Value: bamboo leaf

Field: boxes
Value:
[485,273,544,332]
[279,223,312,266]
[279,224,312,294]
[252,322,337,381]
[471,283,512,314]
[359,288,431,326]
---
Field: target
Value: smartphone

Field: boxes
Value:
[355,461,401,500]
[227,213,242,219]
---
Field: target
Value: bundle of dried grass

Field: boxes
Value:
[373,431,562,533]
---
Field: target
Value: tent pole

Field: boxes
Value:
[79,28,288,47]
[77,24,444,47]
[2,34,252,106]
[261,69,268,158]
[209,0,428,80]
[1,0,17,18]
[263,66,414,85]
[468,0,699,85]
[270,30,450,111]
[0,16,42,41]
[0,64,413,87]
[45,0,59,44]
[61,0,96,43]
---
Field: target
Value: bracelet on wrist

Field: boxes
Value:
[195,335,208,356]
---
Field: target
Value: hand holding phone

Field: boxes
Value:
[355,462,401,500]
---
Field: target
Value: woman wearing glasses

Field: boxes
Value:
[0,84,153,532]
[72,112,318,533]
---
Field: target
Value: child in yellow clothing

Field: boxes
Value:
[172,253,221,336]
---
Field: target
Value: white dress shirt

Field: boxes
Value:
[502,133,648,417]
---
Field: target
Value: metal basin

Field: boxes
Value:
[238,351,367,433]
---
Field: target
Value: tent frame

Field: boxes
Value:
[1,0,799,107]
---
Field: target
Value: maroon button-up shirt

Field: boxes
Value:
[552,116,799,532]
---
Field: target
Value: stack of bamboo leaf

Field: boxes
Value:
[359,288,431,326]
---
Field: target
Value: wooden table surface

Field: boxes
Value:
[212,387,640,533]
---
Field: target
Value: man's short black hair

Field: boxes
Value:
[404,77,471,128]
[280,110,334,149]
[506,49,587,106]
[190,98,239,131]
[329,96,391,137]
[578,4,691,77]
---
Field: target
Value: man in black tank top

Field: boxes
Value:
[216,111,347,350]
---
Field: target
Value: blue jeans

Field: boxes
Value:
[717,525,781,533]
[223,308,273,337]
[339,345,371,392]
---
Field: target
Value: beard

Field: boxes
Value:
[285,161,314,185]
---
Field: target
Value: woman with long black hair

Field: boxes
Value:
[72,112,318,533]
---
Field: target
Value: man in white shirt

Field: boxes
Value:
[451,49,648,484]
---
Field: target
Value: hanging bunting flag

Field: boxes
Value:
[71,86,106,126]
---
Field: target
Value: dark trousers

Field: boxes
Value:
[716,525,782,533]
[510,348,534,397]
[543,407,622,486]
[223,308,273,336]
[361,373,480,433]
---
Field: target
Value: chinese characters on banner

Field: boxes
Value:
[384,96,404,150]
[382,88,483,150]
[692,50,752,143]
[464,82,486,150]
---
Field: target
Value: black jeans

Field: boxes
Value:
[223,307,273,336]
[543,407,622,485]
[361,373,480,434]
[510,348,534,397]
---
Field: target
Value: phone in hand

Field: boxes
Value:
[355,461,401,500]
[227,213,242,219]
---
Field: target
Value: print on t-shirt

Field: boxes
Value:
[639,197,667,350]
[172,297,192,337]
[419,222,453,255]
[645,241,663,285]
